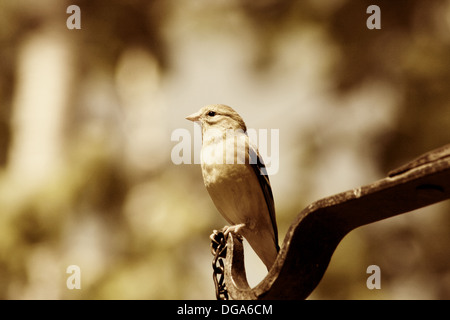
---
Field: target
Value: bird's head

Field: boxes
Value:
[186,104,247,133]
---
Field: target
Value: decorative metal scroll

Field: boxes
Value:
[211,144,450,300]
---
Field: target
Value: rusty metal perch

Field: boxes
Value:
[221,144,450,299]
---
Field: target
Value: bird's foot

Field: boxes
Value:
[223,223,246,238]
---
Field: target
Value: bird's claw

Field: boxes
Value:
[222,224,245,238]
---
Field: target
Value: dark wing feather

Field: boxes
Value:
[248,144,280,252]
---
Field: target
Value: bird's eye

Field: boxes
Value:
[208,111,216,117]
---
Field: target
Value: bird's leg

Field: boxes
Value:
[223,223,246,237]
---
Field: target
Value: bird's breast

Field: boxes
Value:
[200,135,248,186]
[201,149,267,225]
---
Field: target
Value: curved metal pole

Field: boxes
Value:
[224,144,450,299]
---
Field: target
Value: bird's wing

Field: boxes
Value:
[248,143,280,252]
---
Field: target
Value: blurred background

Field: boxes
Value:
[0,0,449,299]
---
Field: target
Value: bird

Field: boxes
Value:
[186,104,279,270]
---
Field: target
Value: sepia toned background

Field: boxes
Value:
[0,0,449,299]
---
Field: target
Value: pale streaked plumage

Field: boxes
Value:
[186,104,279,270]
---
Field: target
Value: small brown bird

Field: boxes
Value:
[186,104,279,270]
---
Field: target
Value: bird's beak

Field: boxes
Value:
[186,111,201,122]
